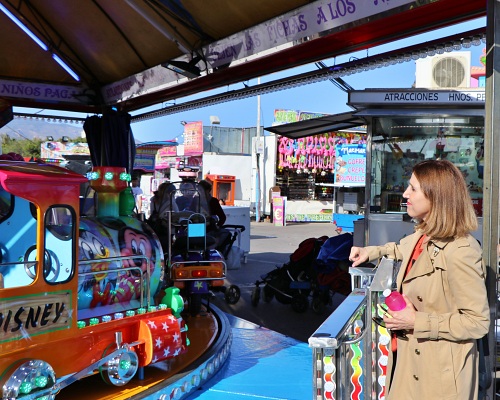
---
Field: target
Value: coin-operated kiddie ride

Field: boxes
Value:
[162,179,241,316]
[0,163,188,399]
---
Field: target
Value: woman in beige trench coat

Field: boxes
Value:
[350,160,490,400]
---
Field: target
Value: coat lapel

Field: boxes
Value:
[398,233,449,285]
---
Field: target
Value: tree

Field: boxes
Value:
[1,135,43,159]
[73,136,87,144]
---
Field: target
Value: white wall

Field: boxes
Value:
[202,153,252,206]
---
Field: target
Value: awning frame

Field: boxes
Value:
[264,112,366,139]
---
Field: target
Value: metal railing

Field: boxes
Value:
[309,257,494,399]
[78,255,152,308]
[308,258,396,400]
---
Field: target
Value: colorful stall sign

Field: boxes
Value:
[41,141,90,160]
[183,121,203,156]
[155,146,178,169]
[334,144,366,186]
[273,196,285,226]
[134,142,178,172]
[133,151,155,172]
[286,211,333,223]
[277,132,366,172]
[273,109,327,125]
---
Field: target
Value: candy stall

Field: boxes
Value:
[273,130,367,224]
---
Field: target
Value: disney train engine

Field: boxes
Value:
[0,163,188,399]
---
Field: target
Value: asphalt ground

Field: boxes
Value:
[210,221,347,343]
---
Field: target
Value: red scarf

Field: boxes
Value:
[405,234,427,277]
[392,234,427,351]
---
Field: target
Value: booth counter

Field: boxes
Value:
[356,213,483,246]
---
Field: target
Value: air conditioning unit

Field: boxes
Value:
[415,52,471,88]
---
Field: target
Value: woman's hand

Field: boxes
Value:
[383,295,416,331]
[349,246,369,267]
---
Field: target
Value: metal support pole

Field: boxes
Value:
[255,77,261,222]
[482,2,500,398]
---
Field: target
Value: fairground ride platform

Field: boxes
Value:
[57,305,311,399]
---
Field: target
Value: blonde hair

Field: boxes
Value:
[412,159,477,239]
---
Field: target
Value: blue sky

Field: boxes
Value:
[15,17,487,143]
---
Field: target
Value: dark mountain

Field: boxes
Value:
[0,118,143,144]
[0,118,84,141]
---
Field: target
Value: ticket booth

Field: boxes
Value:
[347,88,485,245]
[206,174,236,206]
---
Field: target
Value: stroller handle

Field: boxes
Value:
[221,224,246,232]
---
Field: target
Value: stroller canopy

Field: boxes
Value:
[316,234,353,265]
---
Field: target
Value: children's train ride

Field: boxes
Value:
[0,162,190,399]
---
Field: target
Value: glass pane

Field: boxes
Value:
[45,206,74,283]
[0,197,37,288]
[371,116,484,216]
[215,182,231,202]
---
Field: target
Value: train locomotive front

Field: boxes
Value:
[0,163,188,399]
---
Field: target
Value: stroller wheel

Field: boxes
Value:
[225,285,241,304]
[312,297,326,315]
[263,285,274,303]
[251,286,261,307]
[291,293,309,313]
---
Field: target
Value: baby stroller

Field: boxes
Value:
[251,233,353,314]
[214,224,246,267]
[309,233,353,314]
[251,235,328,313]
[202,221,245,302]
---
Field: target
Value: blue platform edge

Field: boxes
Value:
[187,314,312,399]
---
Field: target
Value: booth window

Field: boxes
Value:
[44,206,75,284]
[371,115,484,216]
[0,194,37,288]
